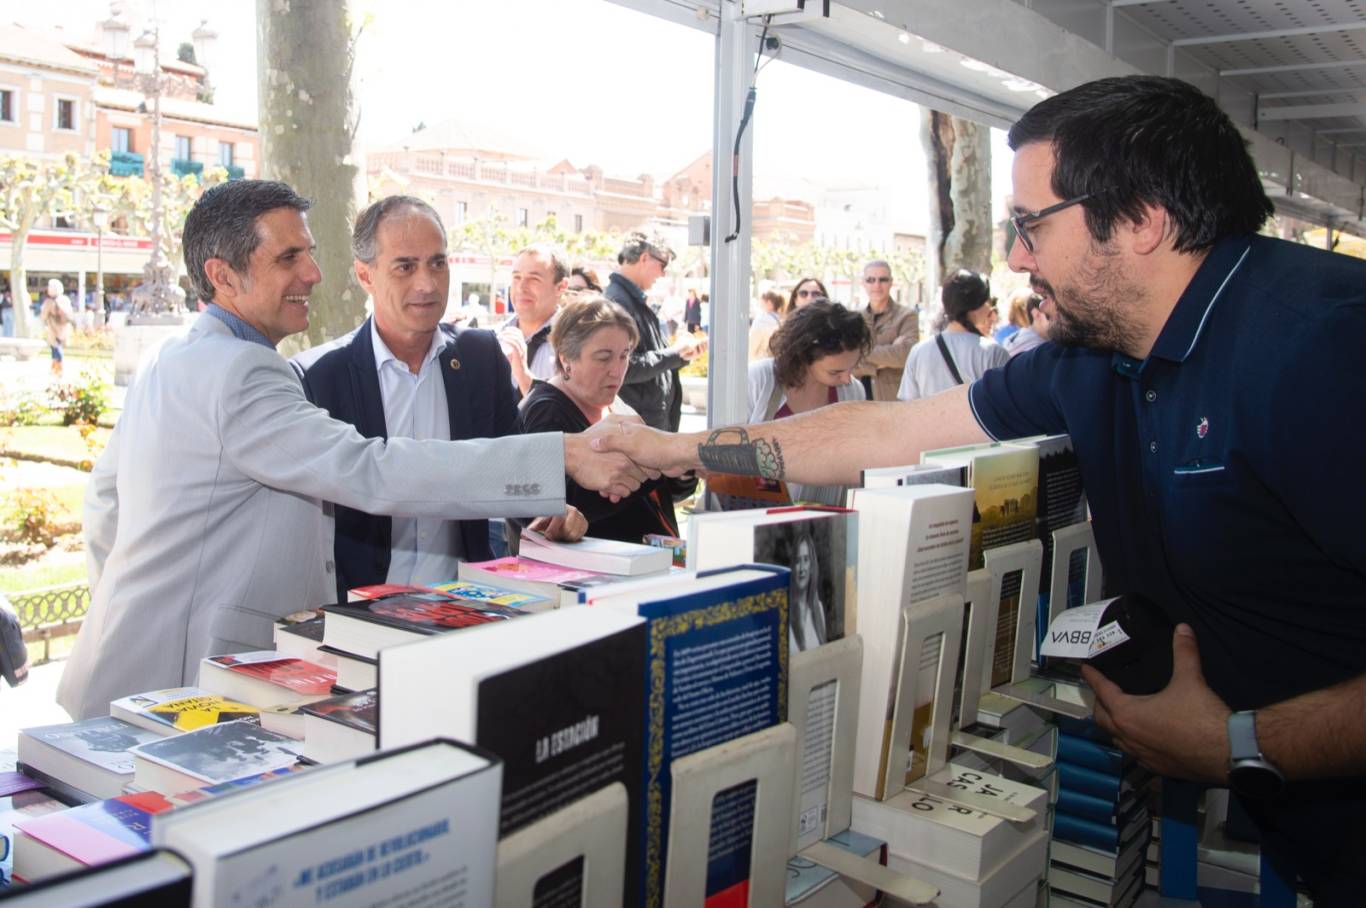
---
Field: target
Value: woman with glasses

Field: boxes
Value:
[747,301,871,505]
[852,260,918,401]
[788,277,830,311]
[897,269,1009,401]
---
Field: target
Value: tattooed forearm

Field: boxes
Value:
[697,427,786,479]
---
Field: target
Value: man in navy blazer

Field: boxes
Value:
[295,196,576,602]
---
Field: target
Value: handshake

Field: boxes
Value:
[562,417,697,502]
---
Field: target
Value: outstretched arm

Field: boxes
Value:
[594,384,989,486]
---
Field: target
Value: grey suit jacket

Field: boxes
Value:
[59,314,565,719]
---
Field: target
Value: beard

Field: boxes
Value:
[1030,243,1145,354]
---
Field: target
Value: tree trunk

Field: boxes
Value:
[921,110,992,300]
[9,226,34,338]
[256,0,362,351]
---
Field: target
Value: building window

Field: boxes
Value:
[574,214,583,233]
[111,127,131,153]
[455,201,467,225]
[0,89,13,123]
[175,135,192,160]
[516,207,529,228]
[55,98,75,131]
[218,141,234,167]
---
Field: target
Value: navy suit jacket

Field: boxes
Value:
[293,318,518,602]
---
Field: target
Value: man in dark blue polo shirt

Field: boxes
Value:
[601,76,1365,901]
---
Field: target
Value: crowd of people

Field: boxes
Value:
[57,74,1365,901]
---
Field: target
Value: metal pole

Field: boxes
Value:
[707,1,756,430]
[95,223,105,320]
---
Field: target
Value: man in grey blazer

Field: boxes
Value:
[59,180,647,720]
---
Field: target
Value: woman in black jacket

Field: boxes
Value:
[516,295,682,543]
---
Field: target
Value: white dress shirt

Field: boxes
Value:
[371,320,462,585]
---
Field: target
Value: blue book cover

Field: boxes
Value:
[1058,760,1123,801]
[1057,732,1126,775]
[1053,810,1122,851]
[622,564,789,908]
[1058,787,1120,825]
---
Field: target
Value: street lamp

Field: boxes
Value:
[92,204,110,327]
[129,23,185,319]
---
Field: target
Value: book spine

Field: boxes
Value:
[1053,810,1121,851]
[1057,734,1125,775]
[1057,788,1120,825]
[1057,760,1123,801]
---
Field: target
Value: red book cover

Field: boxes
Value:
[348,583,442,601]
[326,592,524,635]
[205,653,336,695]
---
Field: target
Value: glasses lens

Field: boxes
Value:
[797,289,816,297]
[1012,217,1033,254]
[864,276,890,284]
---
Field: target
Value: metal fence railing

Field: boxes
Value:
[12,583,90,665]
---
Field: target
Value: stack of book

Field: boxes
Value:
[852,771,1051,908]
[1046,720,1151,908]
[318,589,529,691]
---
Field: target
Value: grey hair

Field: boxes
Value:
[617,230,675,266]
[352,195,446,264]
[862,258,891,275]
[514,243,569,284]
[183,180,311,303]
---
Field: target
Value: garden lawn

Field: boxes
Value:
[0,426,110,469]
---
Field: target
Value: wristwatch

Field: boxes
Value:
[1227,710,1284,799]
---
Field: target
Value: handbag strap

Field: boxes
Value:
[936,333,965,385]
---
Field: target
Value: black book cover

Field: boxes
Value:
[299,689,377,735]
[277,615,325,643]
[475,622,646,903]
[322,592,524,635]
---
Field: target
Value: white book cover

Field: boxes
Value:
[846,485,973,800]
[518,529,672,576]
[130,720,301,788]
[19,718,160,777]
[851,766,1047,881]
[890,827,1049,908]
[153,739,500,908]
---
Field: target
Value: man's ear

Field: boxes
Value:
[1128,203,1172,256]
[203,258,239,298]
[354,259,375,296]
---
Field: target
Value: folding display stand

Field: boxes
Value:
[975,541,1091,721]
[786,636,940,905]
[894,595,1037,824]
[494,782,628,908]
[663,723,796,907]
[1047,522,1103,629]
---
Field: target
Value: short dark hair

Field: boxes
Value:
[183,180,311,303]
[1007,76,1272,253]
[788,277,830,312]
[770,301,872,389]
[514,243,569,284]
[940,269,992,335]
[353,195,445,264]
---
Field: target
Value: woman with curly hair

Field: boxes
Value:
[747,300,871,505]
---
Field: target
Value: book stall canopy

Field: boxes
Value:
[608,0,1366,420]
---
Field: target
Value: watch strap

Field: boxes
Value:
[1227,710,1261,763]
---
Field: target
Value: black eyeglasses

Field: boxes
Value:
[864,276,892,284]
[1011,193,1092,254]
[649,253,671,271]
[796,288,822,298]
